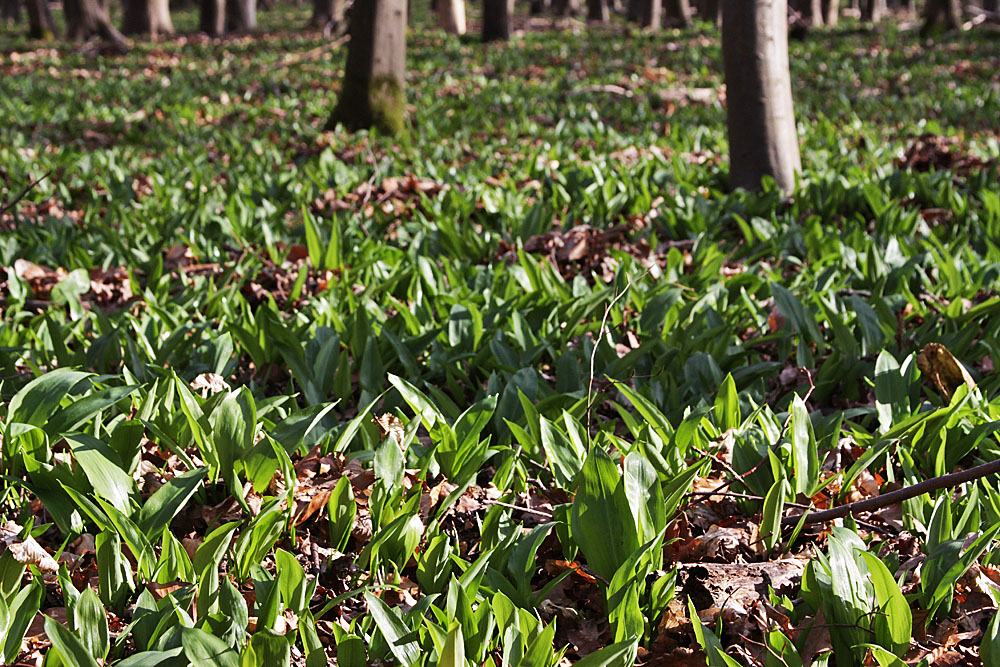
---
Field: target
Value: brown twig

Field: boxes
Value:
[483,499,554,519]
[781,458,1000,526]
[0,170,51,217]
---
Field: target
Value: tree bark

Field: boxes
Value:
[65,0,127,45]
[860,0,885,21]
[327,0,407,134]
[921,0,961,31]
[586,0,608,20]
[123,0,173,35]
[438,0,465,33]
[200,0,225,34]
[482,0,509,40]
[530,0,547,14]
[699,0,721,24]
[309,0,343,30]
[663,0,691,25]
[822,0,837,24]
[25,0,57,37]
[2,0,20,24]
[226,0,256,31]
[639,0,660,26]
[722,0,801,193]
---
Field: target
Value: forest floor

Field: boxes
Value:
[1,6,1000,666]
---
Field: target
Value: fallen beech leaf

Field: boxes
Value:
[372,413,405,451]
[8,535,59,572]
[917,343,975,401]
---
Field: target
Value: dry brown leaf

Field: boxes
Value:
[8,535,59,572]
[372,413,406,451]
[917,343,976,402]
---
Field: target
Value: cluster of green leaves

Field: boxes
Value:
[2,5,1000,665]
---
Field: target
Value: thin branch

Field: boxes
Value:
[0,170,51,217]
[482,499,554,519]
[782,458,1000,526]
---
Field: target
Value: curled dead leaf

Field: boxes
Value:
[916,343,976,402]
[8,535,59,572]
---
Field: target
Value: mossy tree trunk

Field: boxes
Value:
[65,0,127,46]
[309,0,343,31]
[482,0,509,40]
[722,0,800,192]
[226,0,256,31]
[327,0,407,135]
[123,0,173,36]
[200,0,225,34]
[25,0,57,38]
[438,0,465,33]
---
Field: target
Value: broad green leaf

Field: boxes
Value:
[8,369,90,427]
[859,552,911,658]
[364,592,420,667]
[137,468,208,537]
[45,615,100,667]
[181,626,240,667]
[74,587,109,661]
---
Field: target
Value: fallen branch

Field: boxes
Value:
[0,170,51,217]
[782,458,1000,526]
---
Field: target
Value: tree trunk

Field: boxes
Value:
[639,0,660,27]
[327,0,407,134]
[530,0,546,13]
[699,0,721,24]
[663,0,690,25]
[860,0,885,20]
[309,0,343,29]
[2,0,20,23]
[722,0,800,192]
[586,0,608,20]
[921,0,961,31]
[123,0,173,35]
[226,0,256,31]
[822,0,837,24]
[438,0,465,32]
[983,0,997,12]
[65,0,127,45]
[200,0,225,34]
[553,0,581,14]
[482,0,509,40]
[25,0,57,37]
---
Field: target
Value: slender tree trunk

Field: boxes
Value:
[822,0,837,24]
[25,0,57,37]
[482,0,509,40]
[553,0,581,13]
[699,0,721,24]
[722,0,801,192]
[2,0,20,23]
[860,0,885,20]
[663,0,690,25]
[530,0,546,13]
[438,0,465,32]
[639,0,660,26]
[226,0,256,31]
[586,0,608,20]
[200,0,225,34]
[327,0,407,134]
[65,0,127,45]
[123,0,173,35]
[309,0,343,29]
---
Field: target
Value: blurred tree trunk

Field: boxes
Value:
[587,0,608,20]
[663,0,690,25]
[791,0,823,23]
[439,0,465,32]
[722,0,800,192]
[482,0,509,40]
[65,0,127,45]
[553,0,581,14]
[327,0,407,134]
[530,0,546,13]
[698,0,721,24]
[639,0,660,26]
[309,0,342,30]
[226,0,256,31]
[123,0,174,35]
[860,0,885,20]
[26,0,57,37]
[200,0,224,34]
[822,0,837,24]
[922,0,961,30]
[3,0,20,24]
[984,0,997,12]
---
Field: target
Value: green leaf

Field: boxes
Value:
[364,592,420,667]
[859,552,911,658]
[67,434,136,515]
[243,628,290,667]
[572,638,638,667]
[760,477,787,553]
[137,467,208,537]
[45,615,100,667]
[438,620,466,667]
[2,577,43,663]
[687,597,742,667]
[74,587,110,661]
[789,396,819,497]
[8,369,90,427]
[570,448,640,582]
[181,626,241,667]
[327,475,356,553]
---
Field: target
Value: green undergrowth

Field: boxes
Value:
[1,5,1000,666]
